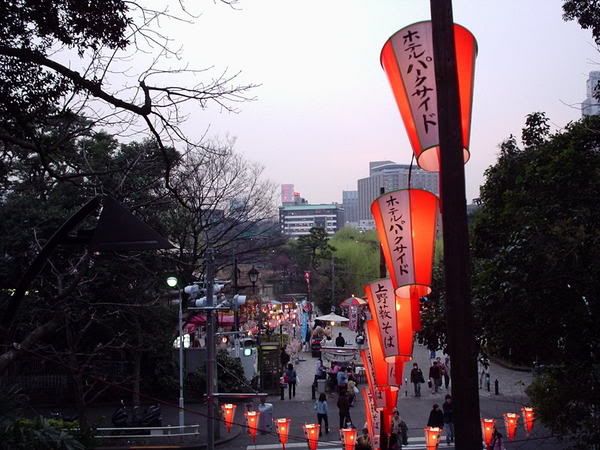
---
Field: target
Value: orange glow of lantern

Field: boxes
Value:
[340,428,357,450]
[364,320,406,389]
[221,403,236,433]
[303,423,320,450]
[365,278,414,360]
[275,418,291,449]
[244,410,260,442]
[503,412,518,441]
[380,21,477,172]
[371,190,439,308]
[424,426,441,450]
[521,406,535,434]
[361,388,381,450]
[481,418,495,448]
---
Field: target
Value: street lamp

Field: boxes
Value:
[248,265,259,294]
[167,276,185,430]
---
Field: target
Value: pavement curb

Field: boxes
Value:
[489,355,533,373]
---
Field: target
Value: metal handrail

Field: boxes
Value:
[94,424,200,439]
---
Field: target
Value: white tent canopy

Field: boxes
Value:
[314,312,349,323]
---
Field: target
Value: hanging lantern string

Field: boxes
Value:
[408,153,415,189]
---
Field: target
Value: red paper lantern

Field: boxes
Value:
[275,418,291,449]
[481,418,495,448]
[365,279,414,360]
[521,406,535,434]
[303,423,320,450]
[244,410,260,442]
[371,189,439,302]
[424,426,441,450]
[221,403,236,433]
[364,320,406,389]
[361,388,381,450]
[503,412,518,441]
[340,428,357,450]
[380,21,477,172]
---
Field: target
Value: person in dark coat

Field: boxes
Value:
[280,347,290,370]
[427,403,444,428]
[337,392,352,429]
[442,394,454,443]
[428,361,442,394]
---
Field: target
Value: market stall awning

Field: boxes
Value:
[314,312,349,323]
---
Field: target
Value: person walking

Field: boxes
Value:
[356,427,372,450]
[285,363,297,399]
[443,356,451,389]
[428,361,442,394]
[426,403,444,429]
[337,392,352,429]
[391,409,408,447]
[336,366,348,395]
[410,363,425,397]
[347,377,357,406]
[442,394,454,444]
[314,393,329,436]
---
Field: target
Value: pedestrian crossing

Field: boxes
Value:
[246,436,454,449]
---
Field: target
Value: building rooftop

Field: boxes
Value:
[279,204,341,211]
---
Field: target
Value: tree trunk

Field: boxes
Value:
[132,316,142,406]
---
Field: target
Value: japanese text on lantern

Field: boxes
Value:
[385,194,410,276]
[375,282,395,349]
[402,26,437,135]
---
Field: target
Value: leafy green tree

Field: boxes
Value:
[471,113,600,447]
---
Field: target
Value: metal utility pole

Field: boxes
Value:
[205,248,217,450]
[233,256,239,331]
[429,1,482,448]
[177,286,185,429]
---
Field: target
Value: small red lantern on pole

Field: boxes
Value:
[424,426,441,450]
[380,21,478,172]
[503,412,518,441]
[244,410,260,443]
[340,427,357,450]
[521,406,535,434]
[481,418,495,449]
[275,418,291,449]
[303,423,320,450]
[221,403,236,433]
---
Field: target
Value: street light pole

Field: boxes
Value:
[167,276,185,430]
[206,249,217,450]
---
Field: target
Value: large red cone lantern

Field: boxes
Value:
[365,279,414,360]
[481,418,495,448]
[371,189,439,302]
[503,412,518,441]
[221,403,236,432]
[521,406,535,434]
[380,21,477,172]
[362,388,382,450]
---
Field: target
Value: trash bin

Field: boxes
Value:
[317,379,327,394]
[258,402,273,433]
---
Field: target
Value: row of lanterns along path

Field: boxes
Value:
[220,17,537,450]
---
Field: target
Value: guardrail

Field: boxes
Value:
[94,424,200,443]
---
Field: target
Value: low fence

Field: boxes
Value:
[94,424,201,447]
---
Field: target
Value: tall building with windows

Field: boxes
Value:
[357,160,439,226]
[281,184,294,204]
[342,190,359,227]
[582,71,600,117]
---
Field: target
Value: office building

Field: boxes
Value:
[279,203,345,237]
[582,71,600,117]
[281,184,294,205]
[357,160,439,225]
[342,190,359,227]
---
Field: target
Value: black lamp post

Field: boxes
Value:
[248,265,259,294]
